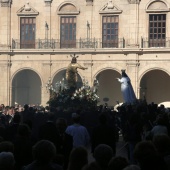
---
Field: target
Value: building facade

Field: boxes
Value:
[0,0,170,107]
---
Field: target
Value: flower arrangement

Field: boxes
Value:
[46,78,99,111]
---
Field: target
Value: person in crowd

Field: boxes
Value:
[91,113,116,156]
[82,161,102,170]
[13,123,33,170]
[56,118,73,170]
[20,104,32,123]
[150,114,168,139]
[152,134,170,170]
[0,141,14,153]
[108,156,129,170]
[31,107,47,143]
[65,112,90,148]
[0,152,15,170]
[93,144,114,170]
[5,113,21,142]
[22,140,63,170]
[39,112,59,148]
[124,112,143,164]
[133,140,168,170]
[67,146,88,170]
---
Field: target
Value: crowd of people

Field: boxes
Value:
[0,101,170,170]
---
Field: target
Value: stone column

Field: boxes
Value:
[44,0,52,40]
[126,0,140,48]
[126,53,140,99]
[0,0,11,48]
[41,61,52,106]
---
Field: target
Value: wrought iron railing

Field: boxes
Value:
[12,38,125,49]
[141,37,170,48]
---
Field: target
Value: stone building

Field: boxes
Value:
[0,0,170,107]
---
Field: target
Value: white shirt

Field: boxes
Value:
[66,123,90,148]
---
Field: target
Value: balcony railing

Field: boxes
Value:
[141,37,170,48]
[12,38,125,49]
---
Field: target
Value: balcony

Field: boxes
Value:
[12,38,125,49]
[141,37,170,48]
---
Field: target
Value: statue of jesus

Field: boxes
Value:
[66,54,87,90]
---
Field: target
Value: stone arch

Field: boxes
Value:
[52,67,85,82]
[11,68,43,106]
[11,67,43,85]
[138,67,170,105]
[146,0,170,12]
[57,1,80,14]
[93,67,121,82]
[52,68,84,89]
[138,66,170,85]
[51,68,67,82]
[93,67,123,106]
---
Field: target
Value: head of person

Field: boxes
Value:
[99,113,107,125]
[153,134,170,157]
[0,152,15,170]
[13,114,21,124]
[24,104,29,110]
[121,70,128,78]
[32,140,56,164]
[134,140,167,170]
[82,161,102,170]
[17,123,31,138]
[0,141,14,153]
[72,112,80,123]
[47,112,55,122]
[68,146,88,170]
[56,118,67,134]
[108,156,129,170]
[94,144,113,170]
[71,57,77,64]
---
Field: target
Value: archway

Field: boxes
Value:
[140,69,170,106]
[52,69,83,89]
[96,69,123,107]
[12,69,41,106]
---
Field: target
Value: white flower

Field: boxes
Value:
[71,97,74,100]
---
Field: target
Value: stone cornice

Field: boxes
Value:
[127,0,140,4]
[1,0,11,7]
[86,0,93,6]
[0,48,169,56]
[44,0,52,7]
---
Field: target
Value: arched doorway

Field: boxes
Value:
[12,69,41,106]
[96,69,123,107]
[140,69,170,106]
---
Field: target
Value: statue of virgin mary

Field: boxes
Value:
[116,70,136,104]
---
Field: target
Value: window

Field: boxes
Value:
[20,17,36,49]
[60,16,76,48]
[149,14,166,47]
[102,16,118,48]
